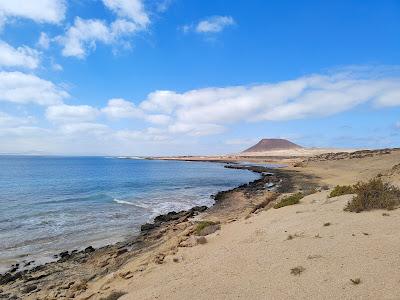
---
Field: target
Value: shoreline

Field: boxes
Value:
[0,162,301,299]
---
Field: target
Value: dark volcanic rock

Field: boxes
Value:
[141,206,208,232]
[84,246,95,253]
[21,284,37,294]
[0,271,22,285]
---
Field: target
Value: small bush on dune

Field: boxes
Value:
[195,221,217,235]
[274,193,304,209]
[329,185,355,198]
[345,178,400,212]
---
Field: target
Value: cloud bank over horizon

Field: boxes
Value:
[1,66,400,155]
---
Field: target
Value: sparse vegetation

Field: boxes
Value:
[290,266,305,276]
[323,222,331,227]
[274,193,304,209]
[345,178,400,212]
[329,185,355,198]
[350,278,361,285]
[195,221,217,235]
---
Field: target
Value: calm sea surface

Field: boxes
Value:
[0,156,259,272]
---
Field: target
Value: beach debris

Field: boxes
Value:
[350,278,361,285]
[290,266,305,276]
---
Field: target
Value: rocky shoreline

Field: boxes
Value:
[0,163,300,299]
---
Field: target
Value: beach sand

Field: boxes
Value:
[2,148,400,299]
[79,149,400,300]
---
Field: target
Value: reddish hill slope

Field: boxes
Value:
[242,138,302,153]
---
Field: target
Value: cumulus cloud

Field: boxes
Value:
[0,0,66,27]
[3,67,400,155]
[37,32,50,49]
[102,98,171,124]
[0,111,35,127]
[46,104,100,123]
[102,0,149,28]
[0,71,69,105]
[102,98,142,118]
[181,16,235,35]
[0,41,40,69]
[139,72,400,130]
[59,122,109,135]
[58,17,139,58]
[196,16,235,33]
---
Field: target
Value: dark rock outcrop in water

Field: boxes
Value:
[242,138,302,153]
[141,206,208,232]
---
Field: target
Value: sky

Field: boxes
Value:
[0,0,400,156]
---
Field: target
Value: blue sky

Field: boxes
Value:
[0,0,399,155]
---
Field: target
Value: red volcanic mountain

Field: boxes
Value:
[242,138,303,153]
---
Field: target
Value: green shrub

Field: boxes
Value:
[274,193,303,209]
[195,221,217,235]
[345,178,400,212]
[329,185,354,198]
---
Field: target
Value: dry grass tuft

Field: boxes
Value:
[195,221,218,235]
[329,185,354,198]
[350,278,361,285]
[345,178,400,212]
[290,266,305,276]
[274,193,303,209]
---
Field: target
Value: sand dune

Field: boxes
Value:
[76,149,400,300]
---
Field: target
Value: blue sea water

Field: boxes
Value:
[0,156,259,271]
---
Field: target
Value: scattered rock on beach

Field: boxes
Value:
[21,284,37,294]
[84,246,95,253]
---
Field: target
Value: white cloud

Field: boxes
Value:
[102,0,149,28]
[168,122,225,136]
[37,32,50,49]
[0,71,68,105]
[196,16,235,33]
[102,98,142,118]
[0,111,35,127]
[0,0,66,26]
[58,17,139,58]
[59,122,109,135]
[102,98,171,124]
[145,114,170,125]
[46,104,100,123]
[0,41,40,69]
[139,71,400,134]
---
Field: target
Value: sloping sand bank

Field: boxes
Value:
[80,149,400,300]
[108,192,400,300]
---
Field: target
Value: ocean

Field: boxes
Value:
[0,156,259,272]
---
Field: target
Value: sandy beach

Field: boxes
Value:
[1,148,400,299]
